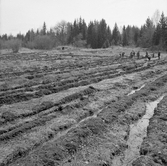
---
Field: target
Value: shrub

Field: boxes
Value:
[26,41,36,49]
[73,33,86,48]
[33,35,54,49]
[8,39,22,53]
[0,39,9,49]
[1,111,17,121]
[0,39,21,52]
[0,39,3,49]
[74,39,86,47]
[103,39,110,48]
[32,101,55,113]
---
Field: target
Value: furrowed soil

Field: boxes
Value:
[0,46,167,166]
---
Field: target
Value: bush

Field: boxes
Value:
[33,35,54,49]
[7,39,22,53]
[1,111,17,121]
[0,39,9,49]
[26,41,36,49]
[74,39,86,47]
[32,101,55,113]
[73,33,86,48]
[0,39,3,49]
[103,39,110,48]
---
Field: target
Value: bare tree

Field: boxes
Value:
[151,10,160,26]
[53,20,68,45]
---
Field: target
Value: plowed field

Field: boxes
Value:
[0,47,167,166]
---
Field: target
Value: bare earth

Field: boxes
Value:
[0,46,167,166]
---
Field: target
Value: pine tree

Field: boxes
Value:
[165,17,167,48]
[112,23,120,45]
[30,29,35,41]
[107,26,112,44]
[133,27,140,45]
[98,19,107,48]
[138,18,155,47]
[159,12,167,48]
[81,19,87,40]
[87,21,94,47]
[25,30,31,43]
[67,23,73,44]
[122,26,128,46]
[42,22,46,35]
[152,23,161,45]
[36,29,39,35]
[92,21,99,48]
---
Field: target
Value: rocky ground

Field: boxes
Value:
[0,46,167,166]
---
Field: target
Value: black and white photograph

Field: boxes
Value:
[0,0,167,165]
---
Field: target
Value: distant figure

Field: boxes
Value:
[133,51,135,57]
[130,51,134,59]
[145,51,148,59]
[147,56,151,61]
[137,51,140,59]
[145,51,148,57]
[122,52,125,58]
[158,51,161,59]
[120,52,125,58]
[152,52,155,58]
[145,51,151,61]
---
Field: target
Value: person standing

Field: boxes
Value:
[146,51,151,61]
[152,52,154,58]
[158,51,161,59]
[137,51,140,59]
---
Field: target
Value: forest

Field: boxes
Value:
[0,11,167,51]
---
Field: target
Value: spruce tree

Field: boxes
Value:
[122,26,128,46]
[138,18,155,47]
[41,22,47,35]
[107,26,112,44]
[112,23,120,45]
[98,19,107,48]
[87,21,93,47]
[152,23,161,45]
[159,12,167,48]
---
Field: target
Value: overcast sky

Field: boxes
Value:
[0,0,167,36]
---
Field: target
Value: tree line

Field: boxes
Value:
[0,11,167,52]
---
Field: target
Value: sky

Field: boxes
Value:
[0,0,167,36]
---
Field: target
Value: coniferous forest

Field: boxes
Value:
[0,11,167,51]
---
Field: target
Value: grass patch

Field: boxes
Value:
[1,111,17,122]
[32,101,55,113]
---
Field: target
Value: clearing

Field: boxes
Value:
[0,46,167,166]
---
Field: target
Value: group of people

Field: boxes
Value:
[119,50,162,61]
[128,50,161,60]
[119,52,125,58]
[144,51,161,60]
[130,50,136,58]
